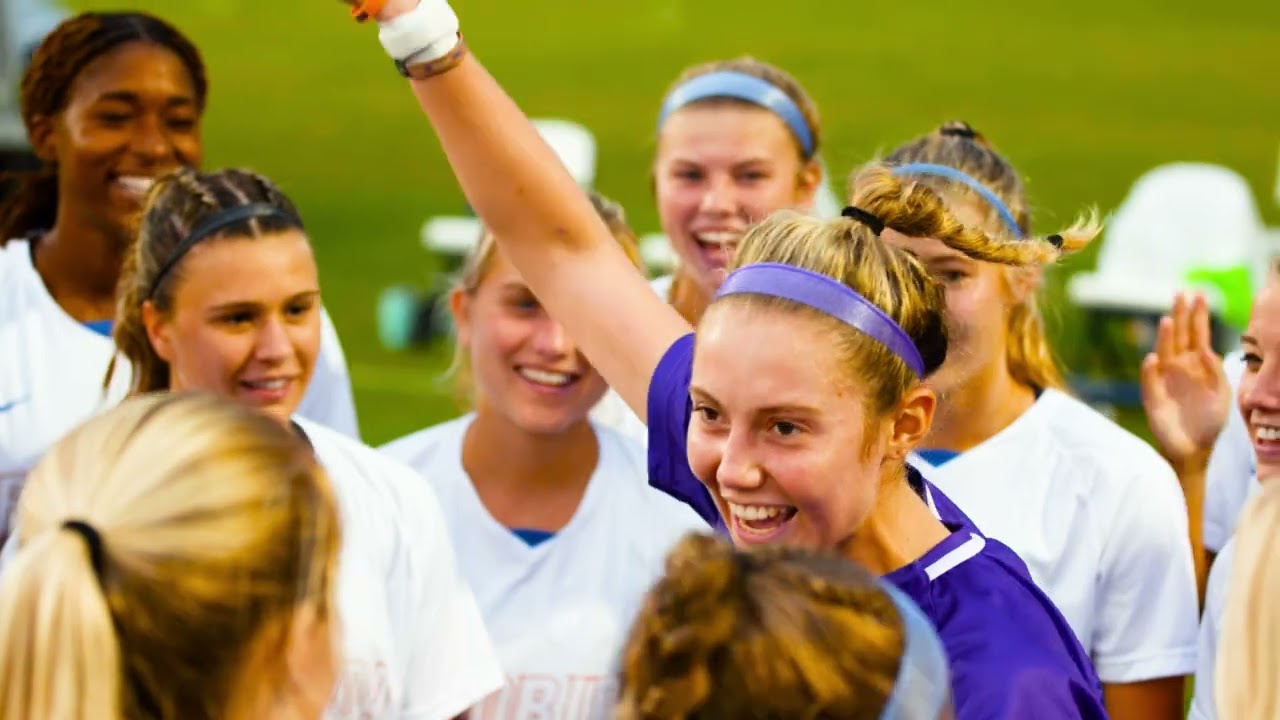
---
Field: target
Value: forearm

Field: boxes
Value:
[405,56,612,259]
[1172,457,1208,607]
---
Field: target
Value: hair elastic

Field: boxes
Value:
[62,519,106,577]
[714,262,926,377]
[842,205,884,236]
[878,582,952,720]
[147,203,300,299]
[890,162,1023,238]
[657,71,815,157]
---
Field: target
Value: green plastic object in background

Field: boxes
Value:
[1185,264,1254,330]
[377,285,420,351]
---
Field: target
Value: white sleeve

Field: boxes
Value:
[295,307,361,440]
[397,472,504,719]
[1188,540,1235,720]
[1092,460,1199,683]
[1204,352,1255,553]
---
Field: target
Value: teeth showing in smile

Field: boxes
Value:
[727,503,788,522]
[116,176,155,196]
[518,368,574,387]
[1256,426,1280,442]
[694,231,740,246]
[244,379,288,390]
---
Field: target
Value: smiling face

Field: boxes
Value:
[29,41,201,241]
[143,230,321,425]
[1239,274,1280,481]
[686,302,903,548]
[451,246,609,435]
[654,104,818,296]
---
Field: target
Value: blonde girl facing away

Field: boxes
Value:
[0,391,341,720]
[878,121,1198,720]
[382,191,705,719]
[337,2,1108,715]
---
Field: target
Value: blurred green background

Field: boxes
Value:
[71,0,1280,443]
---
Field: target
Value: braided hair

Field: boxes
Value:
[0,12,207,243]
[108,168,304,394]
[616,533,908,719]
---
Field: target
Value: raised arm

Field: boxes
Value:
[355,0,690,421]
[1139,291,1231,605]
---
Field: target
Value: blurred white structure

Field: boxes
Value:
[0,0,67,151]
[421,118,598,255]
[1068,162,1277,330]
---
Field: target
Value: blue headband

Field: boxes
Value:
[879,582,952,720]
[657,71,815,157]
[714,262,926,377]
[891,162,1023,238]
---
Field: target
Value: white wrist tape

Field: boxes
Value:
[377,0,460,64]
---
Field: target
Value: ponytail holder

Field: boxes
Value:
[841,206,884,236]
[1047,234,1064,249]
[348,0,387,22]
[62,519,106,578]
[939,123,977,139]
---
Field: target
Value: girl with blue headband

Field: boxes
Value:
[650,57,822,325]
[590,57,824,440]
[342,1,1106,715]
[879,122,1198,720]
[617,533,952,719]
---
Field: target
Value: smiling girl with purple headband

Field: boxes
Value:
[339,0,1108,716]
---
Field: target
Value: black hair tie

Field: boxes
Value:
[1047,234,1064,249]
[940,122,978,139]
[841,206,885,236]
[62,519,106,578]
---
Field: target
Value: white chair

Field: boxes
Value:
[420,118,598,256]
[1066,162,1277,409]
[1068,162,1274,330]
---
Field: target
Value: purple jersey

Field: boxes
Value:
[646,333,1108,720]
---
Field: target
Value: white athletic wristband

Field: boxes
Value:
[377,0,460,64]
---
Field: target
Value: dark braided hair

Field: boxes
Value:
[0,12,207,243]
[616,533,907,719]
[107,168,304,395]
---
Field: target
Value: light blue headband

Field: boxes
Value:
[879,582,952,720]
[657,70,815,157]
[891,162,1023,238]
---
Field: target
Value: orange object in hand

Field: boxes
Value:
[348,0,387,22]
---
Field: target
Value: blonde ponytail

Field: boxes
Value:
[0,392,340,720]
[0,530,122,719]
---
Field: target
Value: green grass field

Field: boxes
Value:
[72,0,1280,443]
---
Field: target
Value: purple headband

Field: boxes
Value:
[714,263,927,377]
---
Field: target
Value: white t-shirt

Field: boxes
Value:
[1204,350,1257,553]
[0,239,360,539]
[1188,535,1240,720]
[299,418,504,720]
[588,275,673,444]
[911,388,1199,683]
[381,414,706,719]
